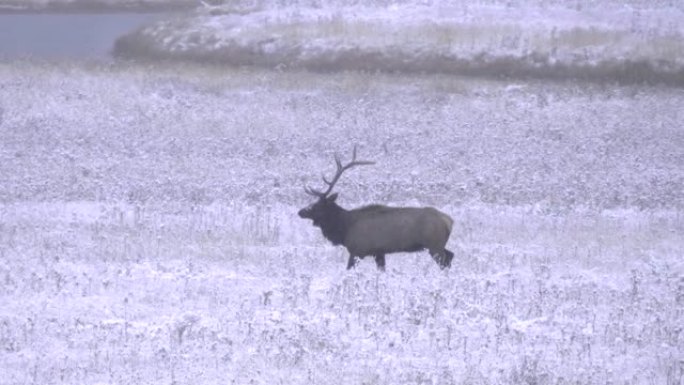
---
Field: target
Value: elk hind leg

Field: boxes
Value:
[374,254,386,271]
[444,249,454,268]
[430,248,451,270]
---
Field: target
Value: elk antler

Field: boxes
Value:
[304,145,375,198]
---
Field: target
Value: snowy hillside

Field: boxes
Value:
[113,1,684,85]
[0,0,193,12]
[0,61,682,384]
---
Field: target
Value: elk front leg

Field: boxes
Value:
[374,254,386,271]
[346,255,359,270]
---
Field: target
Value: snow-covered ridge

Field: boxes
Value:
[0,0,194,13]
[113,3,684,85]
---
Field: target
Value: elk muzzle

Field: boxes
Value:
[298,207,312,219]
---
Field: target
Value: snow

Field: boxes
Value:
[0,59,682,383]
[0,2,683,381]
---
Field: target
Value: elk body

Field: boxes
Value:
[298,147,454,271]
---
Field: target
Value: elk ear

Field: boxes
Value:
[327,193,339,202]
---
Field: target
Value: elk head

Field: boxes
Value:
[298,146,375,227]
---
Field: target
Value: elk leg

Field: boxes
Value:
[444,249,454,268]
[346,255,359,270]
[430,249,450,270]
[429,249,443,267]
[374,254,386,271]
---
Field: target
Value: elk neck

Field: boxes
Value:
[317,202,351,246]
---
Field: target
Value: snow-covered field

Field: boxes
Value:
[0,60,682,384]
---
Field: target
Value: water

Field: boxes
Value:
[0,13,162,59]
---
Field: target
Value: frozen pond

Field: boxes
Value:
[0,13,162,59]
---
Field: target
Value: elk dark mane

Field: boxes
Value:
[315,203,348,246]
[318,204,393,245]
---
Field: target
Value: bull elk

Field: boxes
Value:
[298,146,455,271]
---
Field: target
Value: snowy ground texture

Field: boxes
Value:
[113,0,684,86]
[1,61,683,384]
